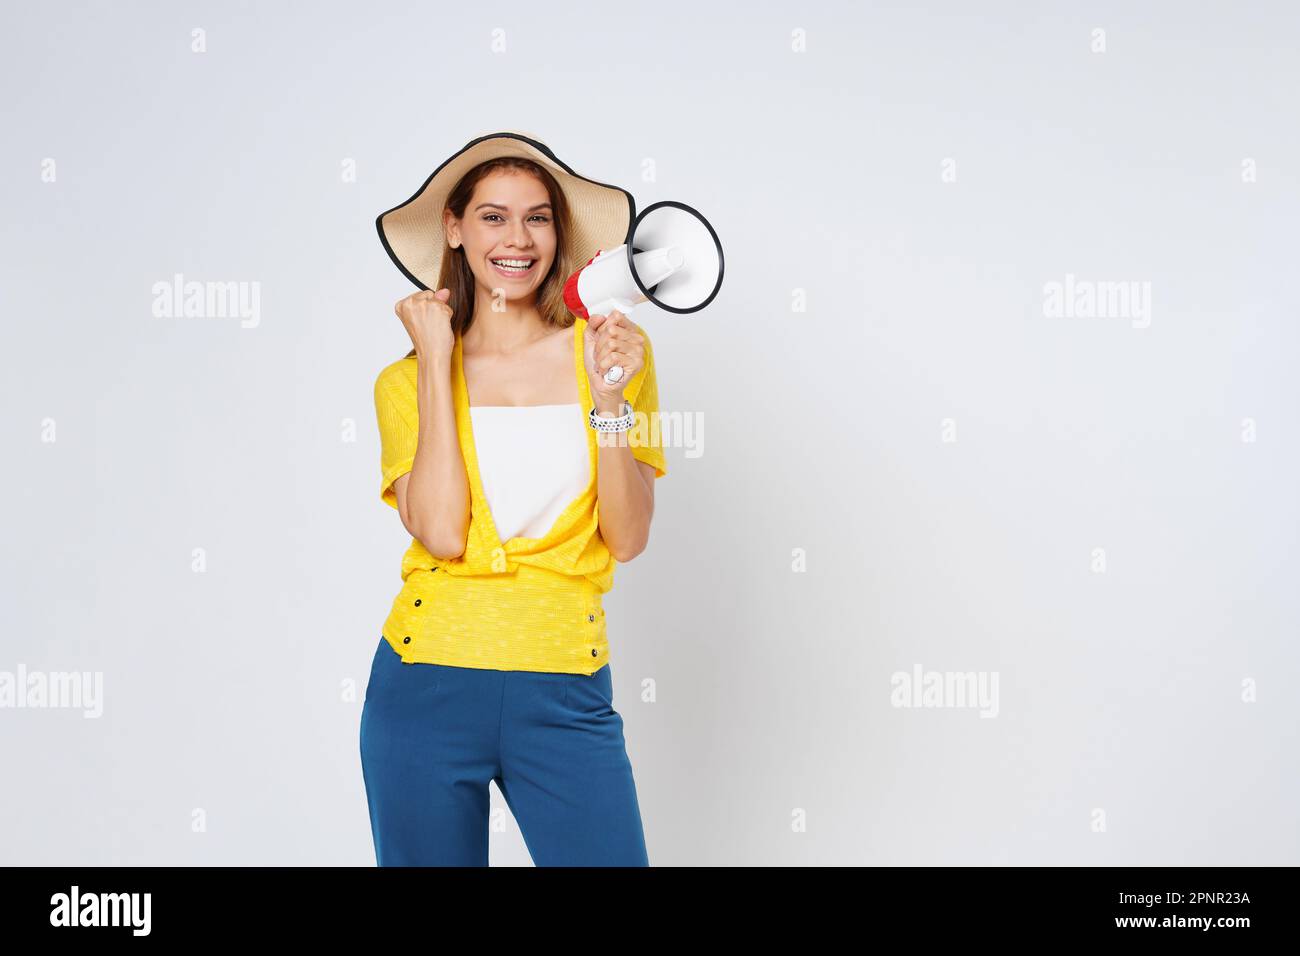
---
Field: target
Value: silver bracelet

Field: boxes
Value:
[588,400,634,432]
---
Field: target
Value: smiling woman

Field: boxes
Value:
[362,131,667,868]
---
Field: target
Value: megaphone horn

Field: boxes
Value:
[562,200,724,385]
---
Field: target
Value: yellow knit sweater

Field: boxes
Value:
[374,317,667,674]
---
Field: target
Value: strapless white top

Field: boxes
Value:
[468,402,590,543]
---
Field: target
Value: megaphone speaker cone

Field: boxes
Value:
[627,200,724,314]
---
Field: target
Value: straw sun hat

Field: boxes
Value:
[376,130,636,291]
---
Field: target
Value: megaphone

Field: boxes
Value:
[563,200,724,385]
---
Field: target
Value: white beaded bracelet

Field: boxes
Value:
[588,400,634,432]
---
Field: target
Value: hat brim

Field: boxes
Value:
[376,131,635,291]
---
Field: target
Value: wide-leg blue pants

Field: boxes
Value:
[359,636,649,866]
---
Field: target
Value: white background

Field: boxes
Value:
[2,0,1297,865]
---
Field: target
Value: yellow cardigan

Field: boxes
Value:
[374,317,667,675]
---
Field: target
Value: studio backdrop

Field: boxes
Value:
[2,0,1297,865]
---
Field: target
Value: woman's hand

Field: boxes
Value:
[583,310,643,411]
[395,288,454,359]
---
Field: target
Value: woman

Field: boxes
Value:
[359,132,667,867]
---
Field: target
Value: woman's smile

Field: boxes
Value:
[489,256,537,279]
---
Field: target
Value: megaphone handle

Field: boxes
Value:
[593,298,634,385]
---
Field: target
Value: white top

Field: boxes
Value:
[468,402,590,543]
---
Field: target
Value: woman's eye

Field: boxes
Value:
[483,214,550,224]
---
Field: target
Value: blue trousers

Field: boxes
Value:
[359,636,649,866]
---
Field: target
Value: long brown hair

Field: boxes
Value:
[404,157,578,356]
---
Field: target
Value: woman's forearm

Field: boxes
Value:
[405,351,471,558]
[594,398,654,562]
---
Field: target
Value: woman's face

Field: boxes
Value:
[447,169,557,302]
